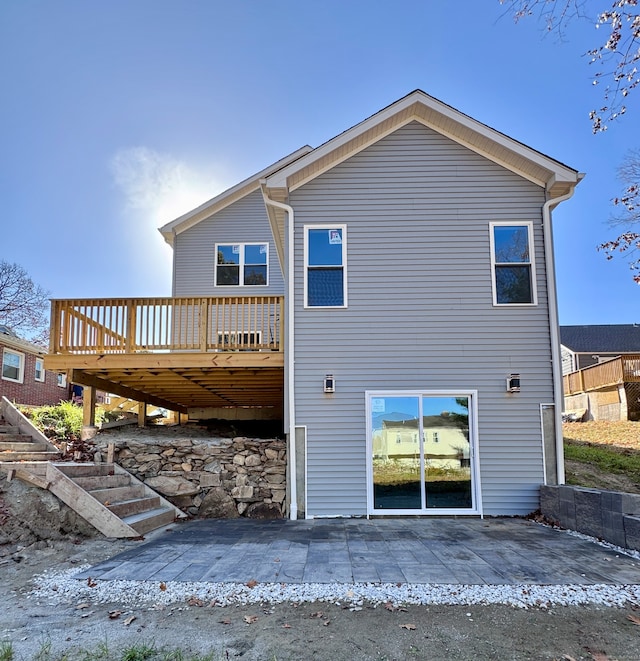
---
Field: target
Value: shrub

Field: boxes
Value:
[21,401,105,441]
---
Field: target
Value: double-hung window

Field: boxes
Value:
[2,348,24,383]
[304,225,347,307]
[490,222,537,305]
[35,357,45,382]
[215,243,268,286]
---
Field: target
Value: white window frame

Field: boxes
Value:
[303,224,348,309]
[489,221,538,306]
[2,348,25,384]
[34,357,45,382]
[214,242,269,287]
[365,389,482,516]
[57,373,67,388]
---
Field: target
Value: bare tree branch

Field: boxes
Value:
[500,0,640,132]
[0,261,50,345]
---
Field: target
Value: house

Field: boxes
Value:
[0,326,70,406]
[561,325,640,421]
[561,324,640,375]
[46,90,583,518]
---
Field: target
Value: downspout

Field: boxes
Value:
[542,186,578,485]
[260,183,298,520]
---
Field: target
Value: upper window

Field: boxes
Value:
[304,225,347,307]
[35,357,45,382]
[215,243,268,286]
[490,222,537,305]
[2,348,24,383]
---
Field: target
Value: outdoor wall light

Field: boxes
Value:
[507,374,521,393]
[323,374,335,393]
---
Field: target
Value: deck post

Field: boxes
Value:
[81,386,98,440]
[138,402,147,427]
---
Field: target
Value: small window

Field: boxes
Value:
[215,243,268,286]
[2,349,24,383]
[57,373,67,388]
[490,223,537,305]
[304,225,347,307]
[433,432,439,444]
[35,358,45,382]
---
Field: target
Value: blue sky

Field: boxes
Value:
[1,0,638,324]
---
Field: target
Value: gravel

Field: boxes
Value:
[28,564,640,611]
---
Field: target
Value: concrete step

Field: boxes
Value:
[89,485,146,504]
[55,464,115,478]
[0,425,20,434]
[72,474,131,490]
[123,507,177,535]
[0,451,60,461]
[0,442,51,452]
[108,496,161,518]
[0,434,33,443]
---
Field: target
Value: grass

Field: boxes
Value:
[1,642,225,661]
[564,441,640,480]
[562,420,640,491]
[0,641,14,661]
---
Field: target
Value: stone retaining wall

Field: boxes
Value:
[540,485,640,551]
[95,436,287,519]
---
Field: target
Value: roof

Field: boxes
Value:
[560,325,640,353]
[0,328,46,355]
[157,145,313,247]
[264,89,583,198]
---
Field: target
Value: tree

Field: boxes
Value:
[598,148,640,281]
[500,0,640,133]
[0,260,50,345]
[501,1,640,282]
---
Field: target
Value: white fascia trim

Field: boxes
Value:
[266,91,580,191]
[158,145,313,246]
[0,334,46,356]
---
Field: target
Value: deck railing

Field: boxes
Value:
[563,355,640,395]
[49,296,284,354]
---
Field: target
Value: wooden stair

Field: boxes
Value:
[3,461,186,538]
[0,397,61,461]
[0,397,185,538]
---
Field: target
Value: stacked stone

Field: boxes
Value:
[96,436,286,519]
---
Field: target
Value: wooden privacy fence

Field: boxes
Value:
[49,297,284,354]
[563,355,640,395]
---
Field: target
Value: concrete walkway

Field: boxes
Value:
[76,517,640,585]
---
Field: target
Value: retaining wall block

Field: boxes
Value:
[558,485,577,530]
[539,485,560,523]
[623,515,640,551]
[621,493,640,515]
[574,488,604,538]
[602,510,627,547]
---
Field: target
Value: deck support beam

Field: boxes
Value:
[70,369,187,414]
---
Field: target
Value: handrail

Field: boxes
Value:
[49,296,284,354]
[562,354,640,395]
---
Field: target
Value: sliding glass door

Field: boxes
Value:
[368,391,478,514]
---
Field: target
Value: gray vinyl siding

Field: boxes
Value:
[291,121,552,517]
[172,190,284,297]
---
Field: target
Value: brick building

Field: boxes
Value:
[0,326,70,406]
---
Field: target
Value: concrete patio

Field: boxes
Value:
[75,517,640,585]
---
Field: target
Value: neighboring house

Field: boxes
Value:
[47,90,583,518]
[0,326,70,406]
[561,324,640,421]
[561,324,640,375]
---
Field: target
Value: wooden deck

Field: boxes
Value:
[563,355,640,395]
[45,297,285,415]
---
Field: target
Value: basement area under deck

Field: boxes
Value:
[44,296,285,419]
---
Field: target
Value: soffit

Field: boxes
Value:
[265,92,581,197]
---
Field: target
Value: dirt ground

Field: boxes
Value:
[1,478,640,661]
